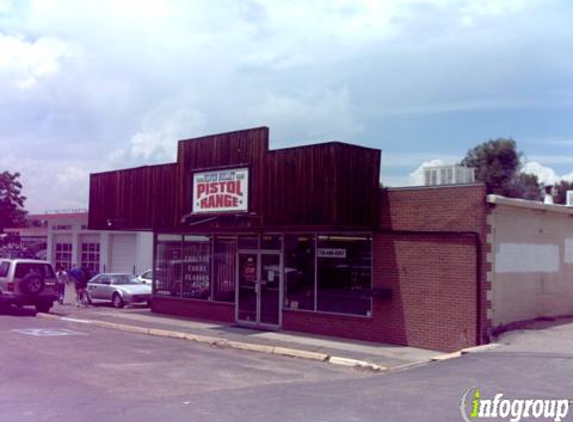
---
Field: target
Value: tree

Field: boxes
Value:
[0,171,27,231]
[460,138,541,199]
[506,173,542,201]
[553,180,573,205]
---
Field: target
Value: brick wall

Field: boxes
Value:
[380,184,490,350]
[151,297,235,323]
[285,184,490,352]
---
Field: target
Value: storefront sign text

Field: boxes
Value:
[317,248,347,258]
[193,168,249,213]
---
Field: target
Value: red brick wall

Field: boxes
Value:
[375,184,491,350]
[380,184,487,232]
[151,297,235,323]
[285,184,489,352]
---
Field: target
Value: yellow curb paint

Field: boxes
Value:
[328,356,367,367]
[460,343,501,354]
[183,333,220,345]
[36,313,61,320]
[273,347,329,361]
[431,351,462,361]
[226,341,275,354]
[148,328,188,339]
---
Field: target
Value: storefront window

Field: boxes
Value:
[213,236,236,302]
[154,234,231,302]
[316,235,372,316]
[55,243,72,271]
[81,243,100,275]
[182,235,211,299]
[154,232,372,317]
[284,234,315,311]
[154,234,182,297]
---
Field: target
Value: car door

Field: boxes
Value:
[99,275,114,300]
[87,275,107,300]
[0,261,10,292]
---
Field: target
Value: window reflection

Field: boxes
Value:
[284,234,315,311]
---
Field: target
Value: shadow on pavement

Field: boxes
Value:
[493,315,573,338]
[0,305,38,317]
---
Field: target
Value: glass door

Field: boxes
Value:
[237,251,282,327]
[260,253,280,325]
[237,253,258,322]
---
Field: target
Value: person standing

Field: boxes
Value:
[55,266,68,305]
[69,264,86,307]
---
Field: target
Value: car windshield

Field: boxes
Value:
[111,275,141,285]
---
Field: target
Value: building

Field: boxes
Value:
[87,127,572,352]
[2,226,47,259]
[423,164,475,186]
[15,210,153,275]
[487,195,573,328]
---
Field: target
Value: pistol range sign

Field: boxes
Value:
[193,167,249,214]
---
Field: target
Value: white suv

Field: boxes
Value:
[0,259,58,313]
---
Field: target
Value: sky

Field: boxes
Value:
[1,0,573,213]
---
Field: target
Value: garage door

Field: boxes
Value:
[110,234,136,273]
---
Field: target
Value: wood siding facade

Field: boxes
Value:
[89,127,381,232]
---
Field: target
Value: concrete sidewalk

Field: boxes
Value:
[41,303,446,371]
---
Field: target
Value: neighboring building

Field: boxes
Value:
[424,164,475,186]
[24,210,153,275]
[87,126,571,352]
[488,195,573,327]
[2,226,48,259]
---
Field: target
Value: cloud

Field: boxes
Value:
[522,161,573,185]
[408,159,447,186]
[522,161,560,185]
[0,153,89,212]
[527,155,573,165]
[128,105,206,161]
[382,152,461,168]
[0,0,571,213]
[241,87,364,146]
[0,33,78,91]
[56,166,89,185]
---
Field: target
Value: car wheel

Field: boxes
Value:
[21,274,45,296]
[112,293,124,309]
[35,302,52,313]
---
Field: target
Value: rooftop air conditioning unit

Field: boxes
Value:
[566,190,573,207]
[423,165,475,186]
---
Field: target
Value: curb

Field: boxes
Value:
[328,356,387,372]
[37,312,387,372]
[460,343,501,354]
[273,346,329,362]
[430,343,503,362]
[431,351,462,361]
